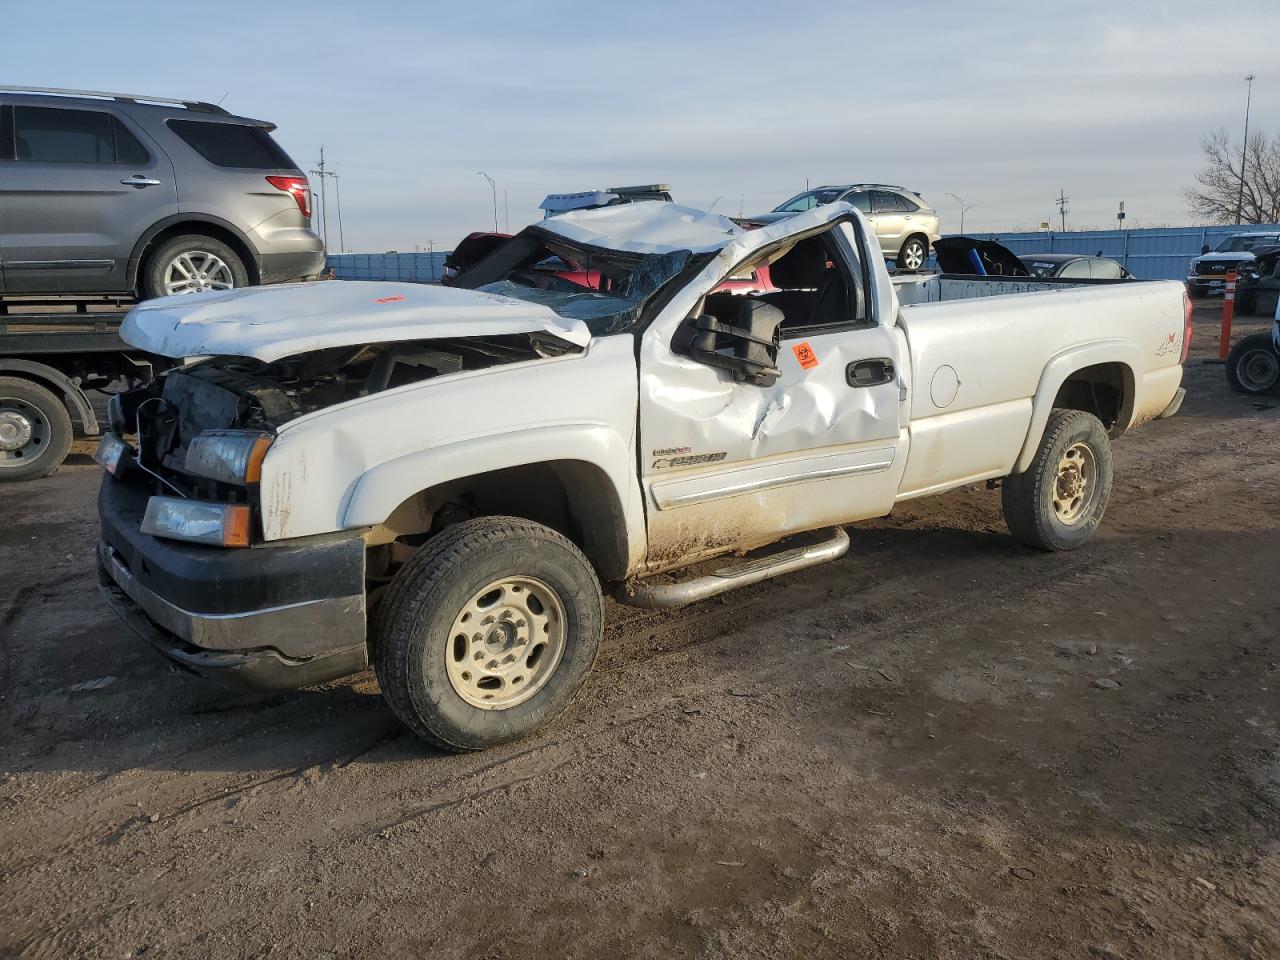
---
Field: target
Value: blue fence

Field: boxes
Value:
[326,252,448,283]
[961,224,1280,281]
[327,223,1280,285]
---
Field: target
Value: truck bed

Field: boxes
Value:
[892,272,1143,305]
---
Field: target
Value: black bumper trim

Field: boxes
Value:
[98,561,368,691]
[99,476,365,616]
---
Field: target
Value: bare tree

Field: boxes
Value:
[1185,128,1280,224]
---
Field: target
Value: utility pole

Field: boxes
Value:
[332,173,346,253]
[310,146,340,254]
[477,171,498,232]
[504,190,509,233]
[946,192,978,234]
[1056,189,1070,232]
[1235,74,1255,225]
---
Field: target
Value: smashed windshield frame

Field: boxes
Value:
[465,230,693,336]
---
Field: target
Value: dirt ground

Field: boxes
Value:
[1,305,1277,960]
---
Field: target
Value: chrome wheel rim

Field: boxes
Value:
[1052,442,1097,525]
[445,576,567,710]
[163,250,235,295]
[0,398,44,467]
[1238,348,1280,392]
[902,242,925,270]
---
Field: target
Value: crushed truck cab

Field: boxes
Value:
[97,201,1189,749]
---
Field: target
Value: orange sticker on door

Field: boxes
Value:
[792,341,819,369]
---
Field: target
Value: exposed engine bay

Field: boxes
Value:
[114,333,576,493]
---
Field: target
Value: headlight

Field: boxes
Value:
[93,433,132,476]
[141,496,251,547]
[184,430,273,484]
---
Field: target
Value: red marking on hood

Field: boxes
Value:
[375,295,406,304]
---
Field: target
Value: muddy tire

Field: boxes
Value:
[1002,409,1113,551]
[143,235,248,299]
[1226,333,1280,394]
[374,516,603,751]
[0,377,73,483]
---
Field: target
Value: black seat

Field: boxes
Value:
[760,236,851,329]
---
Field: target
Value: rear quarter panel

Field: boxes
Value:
[896,280,1186,498]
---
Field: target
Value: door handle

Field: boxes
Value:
[120,176,161,187]
[846,358,895,388]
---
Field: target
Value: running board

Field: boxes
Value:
[614,527,850,609]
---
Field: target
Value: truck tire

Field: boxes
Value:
[143,235,248,299]
[374,516,603,751]
[896,235,928,272]
[1226,333,1280,394]
[1001,409,1113,551]
[0,376,74,482]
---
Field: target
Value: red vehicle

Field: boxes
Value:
[443,231,772,293]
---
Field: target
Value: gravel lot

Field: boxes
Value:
[1,305,1277,959]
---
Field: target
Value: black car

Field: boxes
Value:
[1019,254,1132,280]
[1236,245,1280,317]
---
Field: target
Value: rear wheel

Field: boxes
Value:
[143,235,248,299]
[1002,409,1113,551]
[374,516,603,751]
[896,235,928,272]
[0,377,73,482]
[1226,333,1280,394]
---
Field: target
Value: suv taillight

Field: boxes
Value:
[1181,289,1194,363]
[266,176,311,219]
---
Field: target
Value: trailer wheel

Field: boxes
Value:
[143,235,248,299]
[1226,333,1280,394]
[0,376,74,482]
[374,516,603,751]
[1001,409,1113,551]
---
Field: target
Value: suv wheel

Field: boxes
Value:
[896,235,928,272]
[143,235,248,299]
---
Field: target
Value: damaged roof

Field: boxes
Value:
[537,201,743,255]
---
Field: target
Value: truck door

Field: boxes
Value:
[0,103,176,295]
[637,217,909,570]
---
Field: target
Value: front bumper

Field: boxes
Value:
[97,476,368,690]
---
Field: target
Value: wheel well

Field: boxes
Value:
[370,460,630,582]
[135,222,259,291]
[1051,362,1133,436]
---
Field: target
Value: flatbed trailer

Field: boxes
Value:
[1,296,157,482]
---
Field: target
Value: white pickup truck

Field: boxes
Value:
[96,202,1190,750]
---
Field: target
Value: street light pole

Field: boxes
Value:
[1235,74,1255,225]
[477,170,498,233]
[945,192,978,234]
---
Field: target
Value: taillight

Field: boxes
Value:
[1181,289,1193,364]
[266,175,311,219]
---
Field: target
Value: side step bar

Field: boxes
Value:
[615,527,850,609]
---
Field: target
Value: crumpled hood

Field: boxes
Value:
[121,280,592,363]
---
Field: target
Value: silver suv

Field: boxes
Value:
[0,86,324,299]
[750,184,942,271]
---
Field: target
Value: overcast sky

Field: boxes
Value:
[8,1,1279,251]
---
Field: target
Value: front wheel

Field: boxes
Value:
[1001,409,1113,551]
[896,235,928,272]
[1226,333,1280,394]
[374,516,603,751]
[143,235,248,299]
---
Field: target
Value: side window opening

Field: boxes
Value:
[699,225,870,340]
